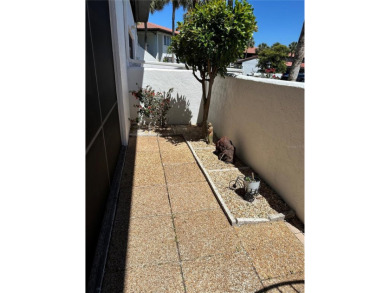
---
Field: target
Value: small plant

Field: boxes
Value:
[163,56,174,63]
[244,172,259,183]
[131,85,173,127]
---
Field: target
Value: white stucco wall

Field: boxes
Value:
[209,76,305,223]
[242,59,259,75]
[137,31,158,58]
[109,0,139,145]
[127,67,203,125]
[135,44,156,62]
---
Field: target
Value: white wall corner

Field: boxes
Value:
[108,0,131,145]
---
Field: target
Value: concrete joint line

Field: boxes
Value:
[157,136,188,293]
[185,137,237,226]
[207,166,250,172]
[236,218,270,226]
[129,132,158,137]
[268,213,286,221]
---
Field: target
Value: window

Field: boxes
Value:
[128,33,134,59]
[164,35,171,46]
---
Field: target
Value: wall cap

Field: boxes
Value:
[226,74,305,89]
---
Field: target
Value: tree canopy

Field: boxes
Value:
[171,0,257,79]
[288,41,298,56]
[150,0,169,13]
[257,42,289,73]
[256,42,269,54]
[247,35,255,48]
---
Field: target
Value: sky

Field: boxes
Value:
[148,0,304,48]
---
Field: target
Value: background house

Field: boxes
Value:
[236,48,305,76]
[286,53,305,73]
[243,47,257,58]
[235,56,258,75]
[137,22,178,62]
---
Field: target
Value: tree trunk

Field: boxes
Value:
[201,79,214,137]
[172,4,176,37]
[288,22,304,81]
[201,80,207,104]
[171,5,176,62]
[228,0,233,7]
[144,22,148,51]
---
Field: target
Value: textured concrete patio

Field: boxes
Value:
[102,134,304,292]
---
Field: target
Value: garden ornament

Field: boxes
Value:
[207,122,214,145]
[215,136,235,163]
[229,173,260,202]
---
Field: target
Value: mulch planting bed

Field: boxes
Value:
[194,149,246,170]
[187,139,293,221]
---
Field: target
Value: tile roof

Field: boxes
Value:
[237,56,305,68]
[137,22,179,35]
[286,61,305,68]
[244,47,257,54]
[235,56,258,64]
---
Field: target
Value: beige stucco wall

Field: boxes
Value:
[209,76,305,223]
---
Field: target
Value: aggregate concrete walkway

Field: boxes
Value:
[102,136,304,292]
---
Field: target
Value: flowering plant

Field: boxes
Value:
[131,85,173,127]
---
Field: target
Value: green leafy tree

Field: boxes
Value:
[150,0,169,12]
[288,41,298,56]
[288,22,304,81]
[170,0,193,62]
[244,35,255,58]
[171,0,193,39]
[144,0,170,50]
[257,42,289,74]
[170,0,257,134]
[256,42,269,54]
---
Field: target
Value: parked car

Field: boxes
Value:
[281,72,289,80]
[281,72,304,82]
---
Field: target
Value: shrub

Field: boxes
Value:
[131,85,173,127]
[257,42,290,74]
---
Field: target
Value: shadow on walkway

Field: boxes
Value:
[256,280,304,292]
